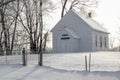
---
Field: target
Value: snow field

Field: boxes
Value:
[0,52,120,80]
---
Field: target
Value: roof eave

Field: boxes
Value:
[93,29,110,34]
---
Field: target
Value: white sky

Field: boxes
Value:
[94,0,120,46]
[46,0,120,47]
[95,0,120,34]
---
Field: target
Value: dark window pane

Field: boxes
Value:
[61,37,70,40]
[62,34,68,36]
[96,35,97,47]
[105,37,107,48]
[100,36,102,47]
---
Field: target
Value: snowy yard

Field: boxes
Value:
[0,52,120,80]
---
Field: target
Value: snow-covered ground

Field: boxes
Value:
[0,52,120,80]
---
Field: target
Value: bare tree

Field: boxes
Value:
[42,31,49,52]
[0,0,23,55]
[18,0,54,53]
[0,26,3,55]
[61,0,98,18]
[16,0,54,65]
[0,0,10,55]
[0,0,53,56]
[0,0,17,7]
[61,0,68,18]
[8,0,23,54]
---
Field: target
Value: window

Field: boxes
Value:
[105,37,107,48]
[61,34,70,40]
[62,34,68,36]
[61,37,70,40]
[100,36,102,48]
[95,35,97,47]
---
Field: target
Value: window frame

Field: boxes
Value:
[95,35,97,47]
[100,36,102,48]
[105,37,107,48]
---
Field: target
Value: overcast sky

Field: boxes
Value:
[95,0,120,34]
[93,0,120,46]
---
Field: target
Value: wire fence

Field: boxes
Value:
[0,50,22,64]
[0,49,40,65]
[0,51,120,71]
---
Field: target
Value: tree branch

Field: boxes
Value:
[0,0,16,7]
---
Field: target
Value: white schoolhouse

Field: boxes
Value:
[51,9,109,53]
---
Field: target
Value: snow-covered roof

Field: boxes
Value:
[64,28,80,39]
[70,9,109,33]
[51,9,109,34]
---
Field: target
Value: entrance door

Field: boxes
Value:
[61,39,67,53]
[60,37,70,53]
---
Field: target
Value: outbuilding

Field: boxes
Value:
[51,9,109,53]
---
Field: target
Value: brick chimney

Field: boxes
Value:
[88,12,92,18]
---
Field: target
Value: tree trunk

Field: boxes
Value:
[61,0,68,18]
[10,0,19,54]
[0,38,3,55]
[0,6,10,55]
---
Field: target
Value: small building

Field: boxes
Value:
[51,9,109,53]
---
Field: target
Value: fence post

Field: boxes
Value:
[5,51,7,64]
[22,48,27,66]
[89,53,91,72]
[85,55,87,71]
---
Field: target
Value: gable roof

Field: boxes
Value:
[70,9,109,33]
[51,9,109,34]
